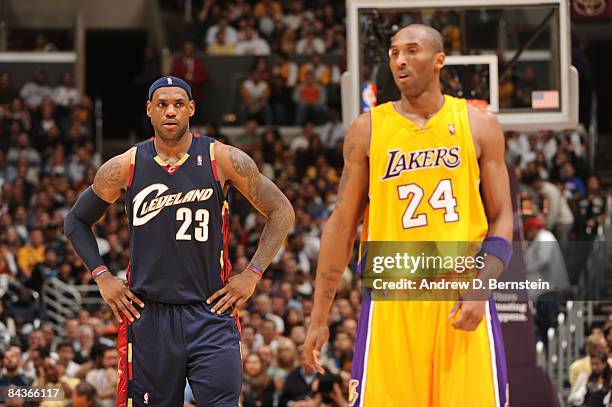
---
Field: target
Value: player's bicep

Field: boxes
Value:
[331,114,370,226]
[92,152,131,203]
[477,112,513,238]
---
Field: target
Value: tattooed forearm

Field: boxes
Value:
[226,145,295,270]
[251,200,294,269]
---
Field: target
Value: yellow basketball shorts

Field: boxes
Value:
[349,292,508,407]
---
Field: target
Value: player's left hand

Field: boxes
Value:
[449,299,486,331]
[207,268,260,316]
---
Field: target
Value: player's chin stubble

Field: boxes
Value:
[155,124,189,143]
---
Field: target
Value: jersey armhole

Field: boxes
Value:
[208,140,227,201]
[126,146,138,189]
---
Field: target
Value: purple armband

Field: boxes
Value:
[482,236,512,268]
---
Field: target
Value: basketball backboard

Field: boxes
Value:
[343,0,578,131]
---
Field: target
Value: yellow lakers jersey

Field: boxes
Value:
[366,95,488,242]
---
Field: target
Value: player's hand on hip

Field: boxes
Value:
[95,272,144,323]
[207,268,259,316]
[303,320,329,374]
[449,299,486,331]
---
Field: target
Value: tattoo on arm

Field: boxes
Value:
[227,146,295,270]
[95,161,123,191]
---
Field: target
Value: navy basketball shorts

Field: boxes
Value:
[116,300,242,406]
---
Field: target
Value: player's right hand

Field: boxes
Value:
[96,273,144,323]
[303,320,329,374]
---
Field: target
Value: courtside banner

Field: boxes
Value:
[361,241,606,301]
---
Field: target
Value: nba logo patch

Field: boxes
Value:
[197,155,202,166]
[144,392,150,405]
[449,124,456,136]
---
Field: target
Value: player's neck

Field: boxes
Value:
[399,89,445,120]
[154,130,192,160]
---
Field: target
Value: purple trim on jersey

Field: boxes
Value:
[350,285,371,407]
[489,299,508,406]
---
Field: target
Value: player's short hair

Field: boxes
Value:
[391,24,444,54]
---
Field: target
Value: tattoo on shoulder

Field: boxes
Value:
[95,159,124,191]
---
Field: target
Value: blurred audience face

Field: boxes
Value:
[43,357,60,383]
[64,319,79,341]
[254,294,272,315]
[28,329,46,351]
[58,344,75,365]
[587,175,600,193]
[258,345,273,367]
[262,320,277,343]
[244,353,264,376]
[102,348,118,369]
[3,346,22,374]
[289,325,306,346]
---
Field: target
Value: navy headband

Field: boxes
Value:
[148,76,193,100]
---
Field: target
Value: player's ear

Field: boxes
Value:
[146,100,152,118]
[189,100,195,117]
[434,52,445,72]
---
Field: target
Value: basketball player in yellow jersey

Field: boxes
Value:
[304,25,514,407]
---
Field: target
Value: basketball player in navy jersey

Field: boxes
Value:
[64,76,294,406]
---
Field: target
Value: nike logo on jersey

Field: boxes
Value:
[132,183,214,226]
[381,146,461,180]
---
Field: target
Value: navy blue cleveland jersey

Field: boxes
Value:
[125,134,231,304]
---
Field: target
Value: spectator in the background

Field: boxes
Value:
[570,334,611,389]
[34,356,80,407]
[561,162,586,202]
[20,70,52,110]
[523,216,570,344]
[278,26,297,55]
[568,351,612,407]
[293,70,326,125]
[0,72,18,105]
[84,346,117,407]
[529,175,575,241]
[236,25,271,55]
[17,229,45,279]
[7,98,32,132]
[52,72,80,110]
[0,345,33,387]
[206,16,239,47]
[57,342,80,378]
[170,41,208,104]
[70,381,99,407]
[299,52,331,86]
[283,1,305,32]
[7,133,41,177]
[241,68,273,125]
[296,26,326,55]
[73,325,95,364]
[573,175,608,285]
[254,0,282,19]
[278,350,317,407]
[207,29,237,55]
[34,34,57,52]
[242,353,275,407]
